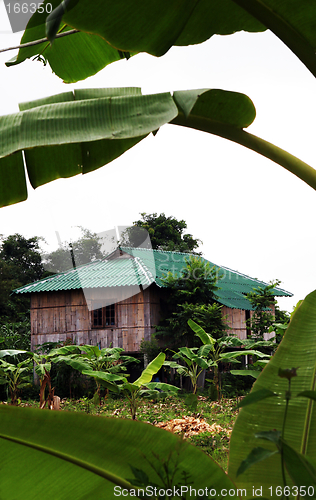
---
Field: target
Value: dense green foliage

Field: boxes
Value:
[0,234,44,324]
[133,212,201,253]
[0,320,31,351]
[51,344,138,405]
[156,256,226,348]
[247,281,280,340]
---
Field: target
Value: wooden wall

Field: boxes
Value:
[30,290,89,350]
[30,286,163,353]
[30,286,276,352]
[221,306,247,339]
[221,303,276,340]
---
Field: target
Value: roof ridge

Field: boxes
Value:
[132,257,155,285]
[13,247,293,304]
[121,246,201,257]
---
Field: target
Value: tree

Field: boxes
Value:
[132,213,201,253]
[0,234,44,323]
[272,304,291,343]
[43,227,104,273]
[246,281,280,340]
[0,234,44,284]
[156,256,226,348]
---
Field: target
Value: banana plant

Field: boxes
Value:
[31,350,63,409]
[164,346,215,397]
[50,344,138,404]
[0,352,32,405]
[179,319,271,400]
[121,352,180,420]
[9,0,316,82]
[228,291,316,498]
[228,288,316,498]
[91,352,180,419]
[0,348,66,408]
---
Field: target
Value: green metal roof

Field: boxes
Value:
[13,247,292,310]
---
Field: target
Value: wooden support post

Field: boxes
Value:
[53,396,60,410]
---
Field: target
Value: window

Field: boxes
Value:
[93,308,103,327]
[105,303,115,326]
[92,304,116,328]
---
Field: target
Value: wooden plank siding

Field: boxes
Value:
[221,306,248,340]
[30,286,163,353]
[29,285,276,352]
[221,304,276,341]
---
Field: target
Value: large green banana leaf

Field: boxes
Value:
[7,0,265,82]
[6,10,128,83]
[0,87,176,206]
[1,86,315,208]
[7,0,316,80]
[0,405,238,499]
[228,289,316,499]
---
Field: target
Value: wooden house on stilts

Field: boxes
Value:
[13,247,292,353]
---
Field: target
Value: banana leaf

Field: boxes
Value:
[0,87,176,207]
[188,318,216,346]
[8,0,265,82]
[49,345,81,356]
[81,370,125,393]
[0,405,238,499]
[145,382,180,393]
[8,1,316,80]
[133,352,166,387]
[0,350,29,358]
[230,369,260,379]
[52,355,91,373]
[220,350,270,360]
[228,289,316,499]
[0,86,315,208]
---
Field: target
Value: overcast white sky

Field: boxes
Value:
[0,4,315,313]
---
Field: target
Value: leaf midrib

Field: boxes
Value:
[0,432,134,489]
[231,0,316,77]
[301,364,316,456]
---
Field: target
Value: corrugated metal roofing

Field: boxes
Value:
[13,247,292,310]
